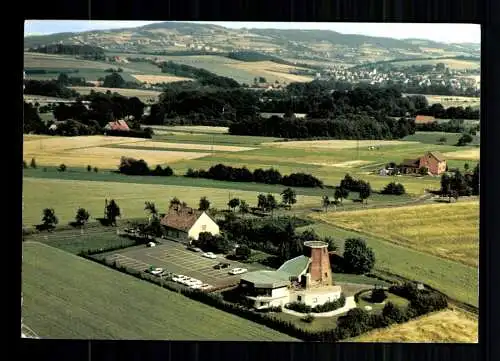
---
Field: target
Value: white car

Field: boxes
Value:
[200,284,213,291]
[173,275,188,283]
[229,268,248,275]
[202,252,217,259]
[149,268,163,275]
[189,283,202,290]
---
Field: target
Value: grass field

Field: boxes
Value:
[403,94,481,109]
[69,86,162,101]
[260,139,417,150]
[298,222,478,307]
[22,242,296,340]
[402,132,480,146]
[22,177,321,226]
[311,201,479,267]
[352,309,478,342]
[146,125,229,134]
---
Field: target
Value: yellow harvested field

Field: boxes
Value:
[23,135,144,153]
[311,201,479,267]
[442,148,480,160]
[130,74,194,84]
[69,86,162,99]
[27,147,209,169]
[23,135,210,168]
[121,141,256,152]
[262,139,419,150]
[22,178,321,226]
[228,61,314,82]
[352,310,478,343]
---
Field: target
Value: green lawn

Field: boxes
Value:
[22,242,297,340]
[356,291,409,313]
[298,222,478,307]
[402,132,480,146]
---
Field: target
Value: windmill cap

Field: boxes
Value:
[304,241,328,248]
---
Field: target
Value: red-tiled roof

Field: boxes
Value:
[426,151,445,162]
[160,207,202,232]
[106,119,130,131]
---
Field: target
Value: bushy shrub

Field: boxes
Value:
[343,238,376,274]
[381,182,406,195]
[382,301,408,325]
[58,164,67,172]
[370,288,388,303]
[87,165,92,172]
[286,302,312,313]
[312,294,346,313]
[301,314,315,323]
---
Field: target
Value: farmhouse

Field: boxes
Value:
[160,205,220,241]
[401,151,447,175]
[104,120,130,132]
[239,241,342,310]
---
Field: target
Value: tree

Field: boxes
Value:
[324,236,337,252]
[382,302,406,324]
[42,208,58,229]
[438,136,447,144]
[266,194,277,214]
[464,163,470,172]
[228,198,240,212]
[359,182,372,204]
[235,244,251,260]
[103,72,125,88]
[440,173,453,202]
[87,165,92,172]
[418,166,429,176]
[335,187,349,204]
[144,201,158,224]
[30,158,37,169]
[472,163,479,195]
[105,199,121,226]
[239,200,249,216]
[75,208,90,226]
[381,182,406,195]
[281,188,297,209]
[257,194,267,211]
[170,197,181,210]
[322,195,330,212]
[343,238,376,274]
[456,133,473,146]
[58,164,67,172]
[93,167,98,173]
[199,197,210,211]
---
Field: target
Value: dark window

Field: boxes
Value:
[297,296,302,302]
[325,272,328,277]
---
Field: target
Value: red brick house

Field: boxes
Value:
[401,151,447,175]
[415,115,436,124]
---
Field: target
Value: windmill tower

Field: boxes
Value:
[303,241,333,288]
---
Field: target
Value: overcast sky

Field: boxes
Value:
[24,21,480,44]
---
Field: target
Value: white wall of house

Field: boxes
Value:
[188,212,220,240]
[247,286,290,309]
[291,289,342,307]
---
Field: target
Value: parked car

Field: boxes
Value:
[187,245,202,252]
[189,283,202,290]
[213,262,230,270]
[146,267,163,276]
[229,268,248,275]
[147,242,156,247]
[202,252,217,259]
[200,284,213,291]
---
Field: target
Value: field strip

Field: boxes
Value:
[118,141,257,152]
[261,139,421,149]
[442,148,480,161]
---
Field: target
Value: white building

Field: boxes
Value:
[239,241,342,309]
[160,205,219,241]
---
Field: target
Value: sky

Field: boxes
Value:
[24,21,480,44]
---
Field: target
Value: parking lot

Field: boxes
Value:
[102,239,267,288]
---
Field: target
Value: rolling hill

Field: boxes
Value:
[24,22,480,66]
